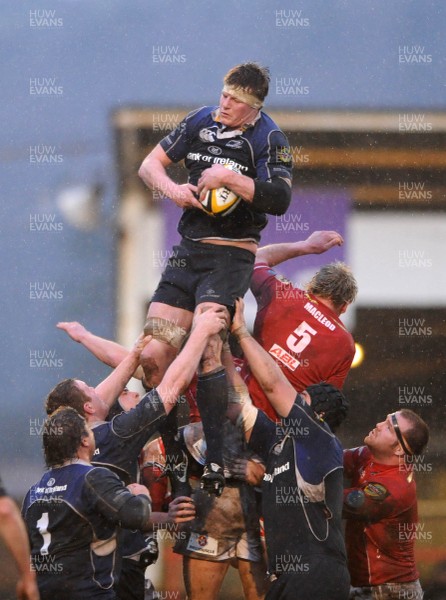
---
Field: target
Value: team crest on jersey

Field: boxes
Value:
[363,482,389,501]
[208,145,222,155]
[276,146,292,164]
[199,128,216,142]
[226,139,243,149]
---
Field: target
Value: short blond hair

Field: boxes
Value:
[305,262,358,310]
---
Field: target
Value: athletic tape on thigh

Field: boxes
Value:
[144,317,187,350]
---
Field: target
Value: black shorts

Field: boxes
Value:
[151,238,255,312]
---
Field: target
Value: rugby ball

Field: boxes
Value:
[201,186,241,217]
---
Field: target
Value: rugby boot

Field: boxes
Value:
[200,462,225,496]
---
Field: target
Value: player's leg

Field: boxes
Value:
[140,300,193,497]
[141,424,191,502]
[157,405,192,497]
[139,438,170,512]
[193,244,254,495]
[233,520,269,600]
[183,556,229,600]
[237,558,269,600]
[140,302,193,387]
[141,240,198,387]
[194,308,229,495]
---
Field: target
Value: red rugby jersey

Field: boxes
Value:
[246,263,355,419]
[343,446,420,586]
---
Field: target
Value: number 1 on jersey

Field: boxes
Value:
[36,512,51,555]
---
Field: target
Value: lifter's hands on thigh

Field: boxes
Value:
[193,303,229,334]
[231,298,250,341]
[168,496,196,523]
[231,458,265,486]
[131,333,153,360]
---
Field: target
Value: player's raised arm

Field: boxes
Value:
[231,298,296,417]
[94,334,151,409]
[256,230,344,267]
[57,321,145,381]
[139,143,201,210]
[156,306,228,411]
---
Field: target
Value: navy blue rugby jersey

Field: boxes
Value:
[22,461,151,600]
[159,106,292,242]
[92,388,166,484]
[249,396,347,573]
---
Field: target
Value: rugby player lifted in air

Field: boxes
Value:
[138,62,293,494]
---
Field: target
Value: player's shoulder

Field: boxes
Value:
[345,445,371,463]
[254,111,289,143]
[258,110,283,132]
[252,262,297,289]
[184,105,216,127]
[252,262,277,282]
[84,465,122,489]
[91,420,113,439]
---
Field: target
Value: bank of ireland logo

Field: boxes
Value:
[47,478,55,486]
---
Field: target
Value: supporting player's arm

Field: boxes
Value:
[156,306,228,412]
[85,468,152,530]
[0,496,39,600]
[256,230,344,267]
[95,334,151,409]
[150,497,196,527]
[138,144,202,210]
[221,344,258,443]
[231,299,296,418]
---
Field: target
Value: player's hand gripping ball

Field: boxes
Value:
[200,164,241,217]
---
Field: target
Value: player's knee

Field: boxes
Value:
[144,316,187,349]
[139,353,164,387]
[140,346,182,387]
[142,317,188,386]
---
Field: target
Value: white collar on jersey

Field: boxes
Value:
[212,108,261,136]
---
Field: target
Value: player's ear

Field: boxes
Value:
[339,302,349,315]
[394,444,405,457]
[83,402,94,415]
